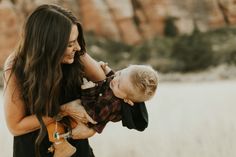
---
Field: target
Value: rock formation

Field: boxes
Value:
[1,0,236,68]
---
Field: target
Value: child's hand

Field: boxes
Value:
[81,78,96,89]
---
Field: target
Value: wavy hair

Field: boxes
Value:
[128,65,158,102]
[10,4,86,157]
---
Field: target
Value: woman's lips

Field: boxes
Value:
[68,53,75,59]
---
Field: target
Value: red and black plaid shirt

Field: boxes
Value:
[81,71,123,133]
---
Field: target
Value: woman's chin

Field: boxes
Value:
[62,59,74,64]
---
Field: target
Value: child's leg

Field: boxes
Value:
[47,122,76,157]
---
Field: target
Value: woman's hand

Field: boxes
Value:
[98,61,108,71]
[81,78,96,90]
[71,122,96,139]
[98,61,111,75]
[60,122,96,139]
[60,99,97,124]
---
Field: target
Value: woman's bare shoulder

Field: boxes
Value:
[4,53,16,71]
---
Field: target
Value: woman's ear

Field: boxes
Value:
[124,99,134,106]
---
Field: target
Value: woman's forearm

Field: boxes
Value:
[7,115,54,136]
[80,53,106,81]
[3,68,54,136]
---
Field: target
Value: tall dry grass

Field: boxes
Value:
[1,80,236,157]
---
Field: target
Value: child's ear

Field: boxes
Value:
[124,99,134,106]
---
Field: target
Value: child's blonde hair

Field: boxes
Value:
[128,65,158,102]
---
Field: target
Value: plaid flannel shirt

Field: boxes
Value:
[81,71,123,133]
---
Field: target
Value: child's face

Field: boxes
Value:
[109,67,135,105]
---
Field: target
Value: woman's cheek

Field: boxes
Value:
[65,47,73,54]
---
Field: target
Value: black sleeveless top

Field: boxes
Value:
[13,94,95,157]
[13,132,94,157]
[13,99,95,157]
[13,80,95,157]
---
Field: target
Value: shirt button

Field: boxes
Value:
[99,93,103,96]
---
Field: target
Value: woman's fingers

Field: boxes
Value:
[70,113,96,124]
[69,114,85,122]
[81,80,96,89]
[82,78,88,84]
[59,132,71,139]
[71,122,95,139]
[98,61,108,70]
[62,99,96,124]
[85,114,97,124]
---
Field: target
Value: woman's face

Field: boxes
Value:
[61,24,81,64]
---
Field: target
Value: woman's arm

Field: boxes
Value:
[60,122,96,140]
[3,64,54,136]
[71,122,96,139]
[80,53,106,81]
[60,99,96,124]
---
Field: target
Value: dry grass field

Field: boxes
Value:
[1,80,236,157]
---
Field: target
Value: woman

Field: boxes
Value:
[3,4,106,157]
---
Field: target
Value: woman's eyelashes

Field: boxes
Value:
[68,43,74,48]
[67,40,77,48]
[67,43,73,48]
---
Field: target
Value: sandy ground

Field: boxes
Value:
[1,80,236,157]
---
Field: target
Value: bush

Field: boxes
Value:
[85,27,236,73]
[85,33,132,67]
[172,32,214,72]
[164,17,178,37]
[130,43,151,62]
[227,50,236,65]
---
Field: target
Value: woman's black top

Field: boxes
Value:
[13,131,94,157]
[13,86,95,157]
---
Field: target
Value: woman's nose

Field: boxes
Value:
[74,41,81,51]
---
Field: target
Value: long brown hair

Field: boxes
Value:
[10,4,86,157]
